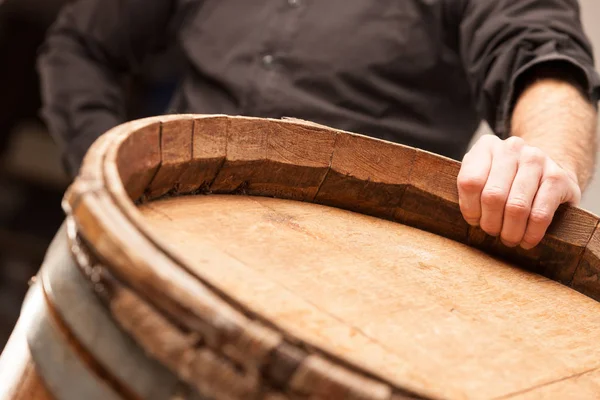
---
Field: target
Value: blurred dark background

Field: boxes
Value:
[0,0,70,350]
[0,0,181,350]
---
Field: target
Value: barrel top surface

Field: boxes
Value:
[139,194,600,399]
[63,114,600,399]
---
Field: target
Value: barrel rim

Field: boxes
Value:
[65,114,600,399]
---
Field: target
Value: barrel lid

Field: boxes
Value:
[65,115,600,399]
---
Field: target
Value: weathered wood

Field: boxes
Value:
[505,368,600,399]
[540,205,598,284]
[70,189,246,346]
[315,133,415,220]
[176,116,229,194]
[108,279,251,399]
[41,220,180,399]
[264,344,306,390]
[397,150,468,242]
[211,118,337,201]
[572,225,600,301]
[289,355,391,400]
[469,205,599,285]
[139,195,600,400]
[115,122,161,202]
[56,114,600,400]
[210,117,270,194]
[146,118,194,199]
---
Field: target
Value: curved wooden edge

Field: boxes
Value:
[98,114,600,300]
[75,229,418,400]
[68,116,417,399]
[64,114,600,399]
[39,220,182,400]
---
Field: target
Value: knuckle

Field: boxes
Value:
[522,233,543,248]
[481,186,508,207]
[529,209,552,226]
[481,134,500,144]
[457,174,486,192]
[501,232,521,246]
[504,136,525,152]
[520,146,545,165]
[544,171,567,187]
[504,198,531,218]
[480,220,500,236]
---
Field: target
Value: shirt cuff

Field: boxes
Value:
[496,53,600,138]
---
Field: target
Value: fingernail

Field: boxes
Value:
[501,240,519,248]
[465,218,480,227]
[520,242,535,250]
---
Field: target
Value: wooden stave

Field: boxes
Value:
[64,114,600,400]
[37,219,184,399]
[98,115,600,298]
[0,222,205,399]
[68,115,428,399]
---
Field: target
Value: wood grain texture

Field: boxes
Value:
[176,116,229,194]
[70,189,246,348]
[315,133,415,220]
[211,117,337,201]
[397,150,468,242]
[63,114,600,400]
[289,356,391,400]
[139,195,600,400]
[146,118,194,199]
[504,367,600,399]
[469,206,599,285]
[540,206,598,284]
[109,280,260,399]
[115,122,161,202]
[572,225,600,302]
[44,221,180,400]
[70,118,425,398]
[210,117,269,194]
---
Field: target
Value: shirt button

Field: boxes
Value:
[262,54,275,68]
[288,0,301,7]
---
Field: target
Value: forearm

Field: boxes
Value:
[510,75,598,191]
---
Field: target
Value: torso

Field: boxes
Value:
[172,0,480,159]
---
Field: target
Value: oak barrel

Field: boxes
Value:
[1,114,600,399]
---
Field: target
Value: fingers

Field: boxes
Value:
[520,164,582,250]
[457,135,582,250]
[479,136,523,236]
[457,135,496,226]
[499,147,544,247]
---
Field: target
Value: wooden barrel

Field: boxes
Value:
[1,114,600,399]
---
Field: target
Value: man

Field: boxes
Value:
[38,0,599,249]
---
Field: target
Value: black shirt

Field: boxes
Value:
[38,0,600,176]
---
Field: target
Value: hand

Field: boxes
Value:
[457,135,581,249]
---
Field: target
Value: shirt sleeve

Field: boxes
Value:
[37,0,174,177]
[458,0,600,137]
